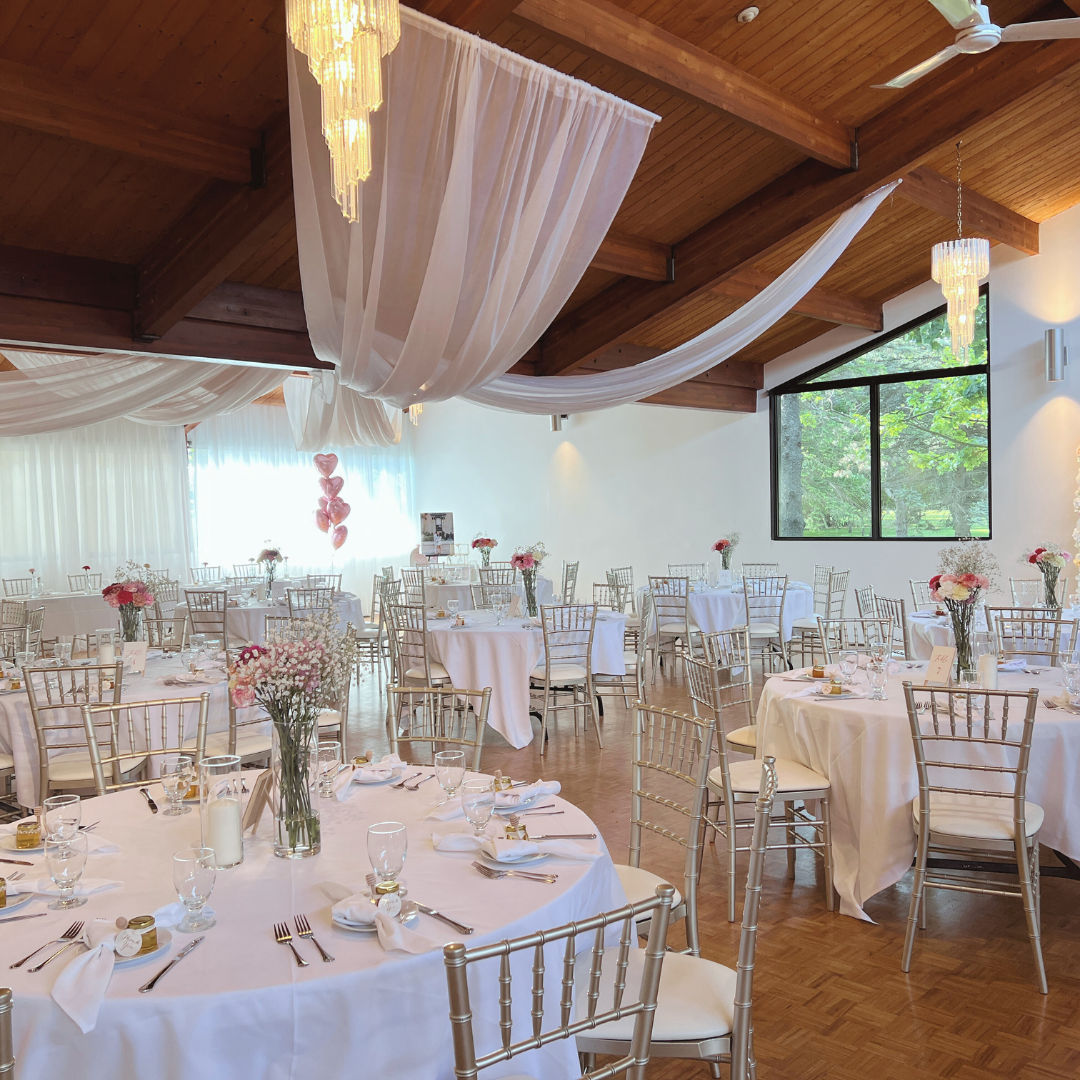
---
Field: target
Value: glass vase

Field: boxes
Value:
[480,549,491,568]
[199,755,244,869]
[1042,567,1061,610]
[947,599,976,681]
[721,551,732,570]
[522,569,538,618]
[270,712,321,859]
[118,605,143,642]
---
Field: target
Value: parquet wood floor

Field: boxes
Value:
[345,664,1080,1079]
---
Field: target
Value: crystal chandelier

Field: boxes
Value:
[287,0,402,221]
[930,142,989,359]
[408,402,423,425]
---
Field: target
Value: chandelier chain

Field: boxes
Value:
[956,140,962,240]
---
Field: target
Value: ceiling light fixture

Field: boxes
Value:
[736,7,760,23]
[408,402,423,425]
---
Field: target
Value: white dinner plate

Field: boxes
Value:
[0,833,43,854]
[115,928,172,966]
[492,793,544,816]
[332,902,419,931]
[789,674,830,682]
[813,690,859,700]
[353,769,404,786]
[478,850,551,868]
[0,891,37,914]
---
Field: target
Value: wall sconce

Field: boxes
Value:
[1046,328,1068,382]
[550,414,567,432]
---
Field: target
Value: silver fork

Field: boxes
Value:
[294,914,334,963]
[10,920,83,970]
[274,922,308,967]
[471,861,558,884]
[405,773,435,791]
[390,770,422,789]
[28,924,88,972]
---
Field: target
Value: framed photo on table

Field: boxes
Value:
[420,512,454,557]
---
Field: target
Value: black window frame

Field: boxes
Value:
[769,284,991,542]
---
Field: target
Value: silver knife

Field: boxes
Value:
[139,787,159,814]
[0,912,47,925]
[528,833,597,841]
[139,935,204,992]
[414,904,473,935]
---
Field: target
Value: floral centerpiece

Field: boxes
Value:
[712,532,740,570]
[471,535,498,568]
[929,541,998,678]
[1020,544,1070,610]
[229,610,358,858]
[102,579,155,642]
[511,541,548,617]
[256,546,285,590]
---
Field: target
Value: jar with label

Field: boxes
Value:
[115,915,158,957]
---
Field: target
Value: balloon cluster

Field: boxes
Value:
[313,453,350,551]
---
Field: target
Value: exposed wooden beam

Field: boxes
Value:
[641,380,757,412]
[899,166,1040,254]
[591,231,671,281]
[186,282,308,333]
[509,0,856,170]
[0,244,134,311]
[0,59,258,183]
[406,0,523,35]
[134,114,295,341]
[535,15,1080,376]
[715,269,883,332]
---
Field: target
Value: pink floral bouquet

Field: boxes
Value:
[712,531,739,569]
[510,552,535,571]
[256,546,286,588]
[1021,543,1071,609]
[471,537,497,551]
[102,581,155,609]
[928,573,988,605]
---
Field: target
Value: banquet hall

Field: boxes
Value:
[2,0,1080,1077]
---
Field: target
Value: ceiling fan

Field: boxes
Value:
[873,0,1080,88]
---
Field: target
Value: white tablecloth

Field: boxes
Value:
[757,663,1080,920]
[908,610,1078,660]
[639,582,815,641]
[0,655,236,807]
[7,779,623,1080]
[427,583,475,612]
[174,595,365,646]
[30,593,114,638]
[428,610,627,749]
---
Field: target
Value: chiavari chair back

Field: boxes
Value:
[146,601,186,652]
[401,568,427,607]
[910,578,934,611]
[818,616,896,661]
[648,576,696,681]
[987,608,1076,666]
[478,567,516,589]
[307,573,343,593]
[232,563,262,580]
[873,595,911,659]
[190,566,223,584]
[811,564,834,614]
[0,627,27,664]
[560,560,580,603]
[286,587,335,618]
[1010,576,1067,607]
[156,579,180,608]
[2,577,31,597]
[901,682,1045,992]
[592,583,616,608]
[826,569,849,618]
[608,566,637,614]
[263,615,305,640]
[596,591,650,708]
[67,573,102,592]
[183,589,230,650]
[486,560,513,570]
[25,607,44,652]
[855,584,877,618]
[444,883,675,1080]
[741,562,779,578]
[316,624,356,759]
[386,603,450,687]
[530,604,600,752]
[668,563,706,582]
[82,694,210,796]
[742,574,788,671]
[701,627,756,753]
[0,600,28,627]
[387,685,491,770]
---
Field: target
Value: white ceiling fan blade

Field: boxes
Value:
[1000,18,1080,41]
[926,0,983,30]
[872,45,962,89]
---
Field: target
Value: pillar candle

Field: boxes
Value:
[977,653,998,691]
[97,639,115,665]
[207,796,243,867]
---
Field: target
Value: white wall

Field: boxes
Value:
[410,201,1080,605]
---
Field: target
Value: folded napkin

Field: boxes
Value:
[353,753,405,785]
[33,877,122,898]
[331,766,354,800]
[319,881,436,953]
[998,659,1026,672]
[1,824,120,856]
[424,779,561,821]
[51,923,116,1033]
[158,673,221,686]
[787,684,868,701]
[432,828,600,863]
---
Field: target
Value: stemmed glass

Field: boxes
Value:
[367,821,408,885]
[45,833,88,909]
[173,847,217,932]
[447,599,460,621]
[461,779,495,837]
[318,740,342,798]
[867,663,889,701]
[160,754,195,816]
[434,750,466,802]
[1065,669,1080,706]
[43,794,81,839]
[838,650,858,685]
[189,633,207,670]
[868,638,889,665]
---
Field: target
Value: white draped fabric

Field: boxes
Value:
[283,370,401,449]
[0,351,282,435]
[466,181,901,413]
[288,6,659,409]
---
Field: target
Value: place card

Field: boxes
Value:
[507,595,522,618]
[122,641,148,674]
[924,646,956,687]
[242,770,273,835]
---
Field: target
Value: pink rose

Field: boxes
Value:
[231,685,256,709]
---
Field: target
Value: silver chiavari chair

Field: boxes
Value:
[987,608,1077,667]
[264,615,304,640]
[0,600,27,627]
[354,575,387,683]
[596,592,650,709]
[478,567,516,590]
[181,651,271,766]
[701,627,756,755]
[910,578,934,611]
[286,586,335,617]
[66,572,102,592]
[592,583,616,609]
[560,560,579,604]
[469,583,491,611]
[648,575,697,682]
[817,616,896,661]
[307,573,343,593]
[25,606,45,654]
[668,563,707,581]
[232,563,262,581]
[2,577,31,598]
[0,989,12,1077]
[315,625,356,760]
[183,588,235,651]
[741,562,778,578]
[902,682,1046,992]
[190,565,224,584]
[0,627,27,665]
[576,759,778,1080]
[614,702,713,954]
[874,594,911,659]
[400,568,427,608]
[81,694,211,796]
[743,574,789,672]
[607,567,642,652]
[530,603,600,752]
[387,685,491,770]
[145,601,186,653]
[687,653,834,921]
[444,884,675,1080]
[855,584,877,618]
[791,567,848,665]
[386,603,451,688]
[1009,576,1067,607]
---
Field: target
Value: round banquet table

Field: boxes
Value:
[173,594,364,646]
[0,653,240,808]
[426,582,475,612]
[639,582,815,640]
[7,777,623,1080]
[908,609,1078,660]
[427,609,627,749]
[30,592,114,638]
[756,661,1080,920]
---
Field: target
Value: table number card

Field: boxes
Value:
[122,641,148,674]
[508,594,522,618]
[242,770,273,835]
[924,645,956,687]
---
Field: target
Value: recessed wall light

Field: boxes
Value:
[737,6,760,24]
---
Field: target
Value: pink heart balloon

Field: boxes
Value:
[314,453,338,478]
[314,509,330,533]
[319,476,344,498]
[328,498,351,526]
[318,496,328,512]
[331,525,348,551]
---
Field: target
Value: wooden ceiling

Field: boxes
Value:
[1,0,1079,413]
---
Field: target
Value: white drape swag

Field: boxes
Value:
[288,6,659,409]
[284,370,401,449]
[0,351,282,435]
[467,181,902,413]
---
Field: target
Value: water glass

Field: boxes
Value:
[367,821,407,884]
[160,754,195,816]
[838,650,858,685]
[189,633,207,668]
[1066,671,1080,705]
[45,833,88,909]
[55,642,72,664]
[434,749,466,800]
[14,650,34,672]
[318,740,342,798]
[868,638,888,665]
[461,778,495,836]
[959,668,981,689]
[867,663,889,701]
[447,599,460,620]
[173,847,217,932]
[43,794,81,839]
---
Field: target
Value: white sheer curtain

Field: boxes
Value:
[0,419,191,589]
[189,404,415,595]
[288,6,658,410]
[0,351,282,435]
[283,370,401,449]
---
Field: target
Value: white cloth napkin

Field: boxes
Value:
[431,828,600,862]
[33,877,121,898]
[786,684,869,701]
[331,766,354,800]
[998,659,1027,672]
[158,673,221,686]
[353,753,405,784]
[51,923,116,1033]
[319,881,437,953]
[424,780,561,821]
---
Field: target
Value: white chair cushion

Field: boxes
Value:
[47,751,146,783]
[356,626,381,639]
[530,663,588,682]
[748,623,780,637]
[912,792,1044,841]
[404,662,450,681]
[726,725,757,750]
[658,622,700,635]
[575,948,735,1042]
[318,709,343,728]
[614,863,683,913]
[711,757,829,795]
[791,616,821,631]
[622,650,639,668]
[190,732,273,758]
[622,614,642,627]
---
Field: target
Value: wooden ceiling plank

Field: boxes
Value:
[508,0,856,170]
[0,243,135,310]
[899,165,1040,254]
[405,0,524,35]
[0,58,259,183]
[590,230,671,281]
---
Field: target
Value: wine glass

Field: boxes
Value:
[45,833,88,909]
[838,650,858,685]
[367,821,407,884]
[173,847,217,932]
[318,740,342,798]
[868,638,889,665]
[189,633,207,671]
[160,754,194,816]
[461,778,495,836]
[434,750,466,802]
[867,663,889,701]
[1066,670,1080,706]
[43,794,81,839]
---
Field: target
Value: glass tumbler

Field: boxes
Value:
[867,663,889,701]
[461,779,495,836]
[45,833,88,909]
[42,794,81,840]
[173,847,217,932]
[161,754,195,816]
[838,651,858,685]
[318,740,342,798]
[367,821,407,885]
[434,750,466,801]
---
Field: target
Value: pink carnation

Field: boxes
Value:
[713,539,731,552]
[231,684,256,709]
[510,553,535,571]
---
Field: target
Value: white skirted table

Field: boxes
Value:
[639,582,815,640]
[29,592,113,638]
[7,778,622,1080]
[173,594,365,646]
[756,662,1080,920]
[907,610,1077,661]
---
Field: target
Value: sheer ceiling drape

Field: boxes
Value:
[283,370,401,449]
